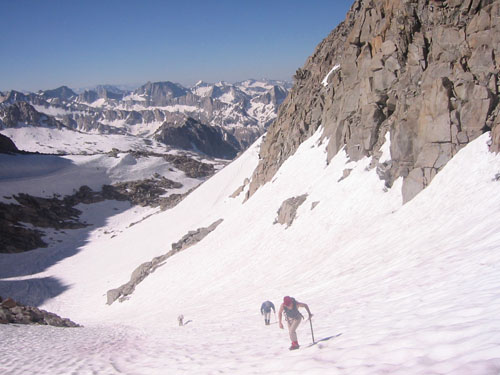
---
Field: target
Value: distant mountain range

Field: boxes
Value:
[0,79,291,159]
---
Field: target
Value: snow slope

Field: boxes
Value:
[1,130,500,374]
[0,151,206,205]
[0,126,170,154]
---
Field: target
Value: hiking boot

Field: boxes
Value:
[289,342,300,350]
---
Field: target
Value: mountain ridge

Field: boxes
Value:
[0,79,290,159]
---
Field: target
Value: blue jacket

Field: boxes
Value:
[260,301,275,314]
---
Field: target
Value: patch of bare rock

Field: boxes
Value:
[0,175,194,253]
[0,296,81,327]
[274,194,308,228]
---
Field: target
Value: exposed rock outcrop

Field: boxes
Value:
[0,296,80,327]
[135,81,188,106]
[129,150,217,178]
[78,86,124,103]
[106,219,224,304]
[249,0,500,203]
[254,85,288,106]
[230,178,250,198]
[0,101,67,129]
[274,194,308,227]
[0,174,199,253]
[0,133,19,153]
[0,192,90,253]
[154,117,240,159]
[109,177,183,207]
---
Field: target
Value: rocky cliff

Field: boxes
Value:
[249,0,500,203]
[154,117,240,159]
[0,102,67,130]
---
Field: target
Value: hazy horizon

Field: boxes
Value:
[1,77,293,95]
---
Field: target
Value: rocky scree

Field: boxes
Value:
[0,296,81,327]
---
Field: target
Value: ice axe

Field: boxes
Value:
[309,315,315,344]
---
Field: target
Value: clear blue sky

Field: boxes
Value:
[1,0,354,92]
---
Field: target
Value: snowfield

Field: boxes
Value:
[1,130,500,374]
[0,126,171,154]
[0,151,206,204]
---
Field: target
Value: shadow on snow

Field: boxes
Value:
[0,277,69,306]
[0,166,133,306]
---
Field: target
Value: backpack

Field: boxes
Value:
[284,298,304,320]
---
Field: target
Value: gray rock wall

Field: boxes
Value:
[0,102,67,130]
[249,0,500,203]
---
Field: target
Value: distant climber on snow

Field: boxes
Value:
[260,300,275,325]
[278,296,312,350]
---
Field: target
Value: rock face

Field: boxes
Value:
[254,85,288,106]
[249,0,500,203]
[0,101,67,129]
[135,81,188,106]
[0,296,81,327]
[78,85,124,103]
[154,117,240,159]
